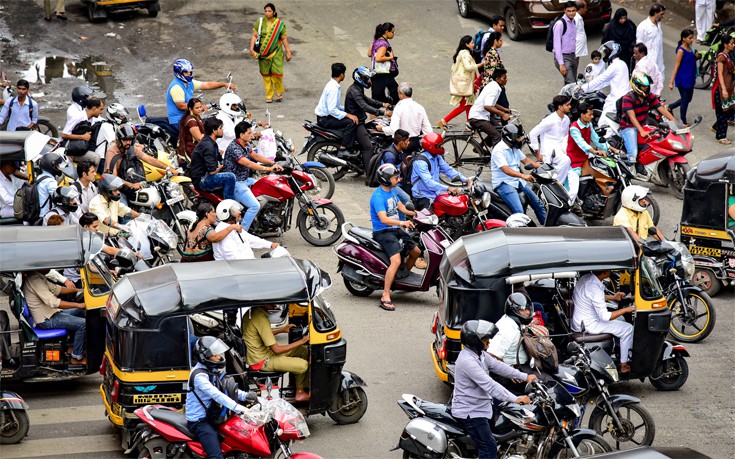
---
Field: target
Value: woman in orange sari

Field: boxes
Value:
[249,3,292,103]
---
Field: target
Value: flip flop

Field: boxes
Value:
[265,99,273,104]
[275,93,283,102]
[718,139,732,145]
[415,258,428,270]
[379,299,395,311]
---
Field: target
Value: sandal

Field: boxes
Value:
[379,299,395,311]
[265,99,273,104]
[718,138,732,145]
[275,93,283,102]
[437,119,447,131]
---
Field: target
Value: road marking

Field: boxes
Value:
[28,404,107,426]
[1,434,119,458]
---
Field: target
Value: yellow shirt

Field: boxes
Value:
[22,272,62,324]
[168,80,203,104]
[242,308,276,365]
[88,194,133,236]
[613,207,654,240]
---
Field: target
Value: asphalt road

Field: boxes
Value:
[1,1,733,458]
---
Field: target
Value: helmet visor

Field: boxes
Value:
[208,339,230,356]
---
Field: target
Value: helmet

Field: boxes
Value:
[194,336,229,373]
[219,93,245,118]
[51,186,80,213]
[630,70,652,97]
[39,152,77,180]
[173,59,194,83]
[506,213,531,228]
[598,41,621,63]
[460,320,499,354]
[376,163,399,186]
[421,132,446,155]
[505,292,534,326]
[115,125,136,148]
[500,124,526,149]
[106,103,130,125]
[98,174,124,201]
[621,185,652,213]
[216,199,243,221]
[352,66,374,89]
[71,86,93,108]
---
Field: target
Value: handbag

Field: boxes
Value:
[253,18,263,53]
[371,39,392,74]
[449,62,474,97]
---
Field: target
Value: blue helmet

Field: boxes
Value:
[352,66,374,89]
[173,59,194,83]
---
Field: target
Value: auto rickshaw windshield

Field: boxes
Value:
[639,256,664,301]
[106,315,191,371]
[311,296,337,333]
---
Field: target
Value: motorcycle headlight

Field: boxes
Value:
[671,242,695,280]
[567,403,582,418]
[166,181,182,198]
[605,365,619,382]
[669,140,685,150]
[481,192,491,208]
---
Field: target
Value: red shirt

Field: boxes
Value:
[620,92,661,130]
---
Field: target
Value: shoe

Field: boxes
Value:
[265,99,273,104]
[635,162,647,175]
[70,357,87,365]
[437,119,447,131]
[414,257,428,270]
[717,138,732,145]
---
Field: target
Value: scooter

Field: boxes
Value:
[0,390,29,444]
[526,162,587,227]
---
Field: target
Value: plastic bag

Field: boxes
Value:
[258,129,277,162]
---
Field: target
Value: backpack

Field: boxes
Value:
[517,324,559,373]
[545,15,567,52]
[365,145,401,187]
[88,120,109,153]
[188,368,239,426]
[401,154,431,199]
[108,148,146,195]
[64,120,93,156]
[472,29,490,60]
[13,175,54,225]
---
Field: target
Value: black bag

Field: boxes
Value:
[189,369,240,426]
[545,15,567,53]
[12,175,54,225]
[253,18,263,53]
[365,146,400,187]
[401,154,431,199]
[64,120,92,156]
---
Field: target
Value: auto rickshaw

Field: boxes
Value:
[430,226,689,391]
[82,0,160,22]
[99,257,367,449]
[0,130,61,189]
[680,149,735,297]
[0,225,113,382]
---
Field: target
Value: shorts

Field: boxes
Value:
[372,228,417,258]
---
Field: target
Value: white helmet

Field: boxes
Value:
[219,93,244,118]
[506,213,532,228]
[621,185,651,213]
[106,103,130,125]
[216,199,243,221]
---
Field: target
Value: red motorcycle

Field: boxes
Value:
[129,399,320,459]
[186,154,345,246]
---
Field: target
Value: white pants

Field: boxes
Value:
[566,169,579,201]
[541,148,571,185]
[587,319,634,364]
[696,0,716,42]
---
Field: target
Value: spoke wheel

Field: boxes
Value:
[589,403,655,450]
[296,203,344,246]
[307,141,351,181]
[669,290,716,342]
[667,163,690,200]
[694,53,714,89]
[304,167,335,200]
[553,434,612,458]
[692,268,723,297]
[34,119,58,138]
[439,134,487,183]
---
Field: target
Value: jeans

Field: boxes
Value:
[234,178,260,231]
[495,182,547,225]
[620,127,639,164]
[200,172,236,200]
[668,86,694,125]
[456,416,497,459]
[39,309,86,360]
[188,420,223,459]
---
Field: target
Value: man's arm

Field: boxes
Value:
[528,117,551,157]
[381,104,402,136]
[200,81,236,91]
[463,356,523,403]
[243,231,276,250]
[583,63,616,93]
[0,101,9,125]
[194,372,246,413]
[415,160,448,193]
[553,20,565,66]
[269,334,309,355]
[352,89,384,116]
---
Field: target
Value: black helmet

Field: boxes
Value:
[98,174,124,201]
[51,186,80,213]
[195,336,229,373]
[115,125,136,148]
[505,292,534,325]
[39,152,77,180]
[376,163,399,187]
[460,320,499,354]
[353,66,374,89]
[500,124,526,149]
[71,86,94,108]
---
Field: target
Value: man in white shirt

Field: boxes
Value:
[693,0,715,43]
[582,42,630,127]
[633,43,663,96]
[376,82,432,154]
[67,86,93,123]
[73,160,98,214]
[574,1,588,70]
[212,200,278,261]
[0,161,19,219]
[636,3,666,77]
[528,95,572,185]
[469,68,512,149]
[315,63,358,151]
[572,271,635,372]
[488,293,534,366]
[61,97,105,167]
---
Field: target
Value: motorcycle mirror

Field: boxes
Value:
[648,227,658,236]
[405,201,416,212]
[126,168,145,181]
[475,166,483,176]
[137,105,146,118]
[577,73,584,81]
[566,342,580,353]
[524,382,535,394]
[227,71,232,81]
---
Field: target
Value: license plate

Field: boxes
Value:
[111,402,122,417]
[166,195,184,205]
[132,393,182,404]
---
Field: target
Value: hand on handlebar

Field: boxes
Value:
[515,396,532,405]
[501,113,511,121]
[399,220,415,230]
[611,291,626,302]
[448,187,461,196]
[270,164,284,172]
[522,174,534,182]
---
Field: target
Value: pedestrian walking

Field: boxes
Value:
[574,1,589,71]
[43,0,66,21]
[692,0,716,43]
[479,32,504,91]
[552,1,578,85]
[636,3,666,77]
[668,30,698,125]
[602,8,637,71]
[249,3,292,103]
[711,35,735,144]
[368,22,399,105]
[437,36,484,130]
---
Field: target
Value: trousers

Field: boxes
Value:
[262,345,309,389]
[586,318,634,363]
[234,178,260,231]
[469,118,501,149]
[554,52,578,85]
[39,308,85,359]
[495,182,547,224]
[620,127,639,164]
[695,0,716,42]
[355,124,374,170]
[188,420,223,459]
[200,172,236,200]
[540,147,571,184]
[456,416,497,459]
[317,115,356,149]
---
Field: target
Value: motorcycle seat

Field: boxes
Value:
[570,332,614,343]
[149,408,194,439]
[303,120,343,140]
[348,227,386,255]
[606,112,620,123]
[21,299,67,340]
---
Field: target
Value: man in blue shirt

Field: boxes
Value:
[410,133,467,211]
[166,58,233,125]
[315,63,358,151]
[370,164,419,311]
[0,79,37,131]
[491,124,547,224]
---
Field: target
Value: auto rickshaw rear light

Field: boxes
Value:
[438,338,447,360]
[326,331,341,340]
[45,350,60,361]
[431,314,438,334]
[100,355,107,376]
[652,300,667,309]
[111,380,120,403]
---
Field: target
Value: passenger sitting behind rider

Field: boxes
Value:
[371,164,420,311]
[212,200,277,261]
[410,132,467,211]
[242,306,310,403]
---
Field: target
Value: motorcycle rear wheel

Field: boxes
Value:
[296,203,344,246]
[669,290,716,342]
[0,409,29,444]
[649,356,689,391]
[694,53,713,90]
[589,402,655,450]
[136,435,175,458]
[553,434,612,458]
[307,140,351,181]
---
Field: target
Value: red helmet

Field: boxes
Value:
[421,133,445,155]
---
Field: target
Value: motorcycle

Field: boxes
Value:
[554,342,655,450]
[108,213,179,268]
[525,162,587,227]
[394,380,612,458]
[0,390,29,444]
[128,397,321,459]
[301,117,394,180]
[552,75,606,124]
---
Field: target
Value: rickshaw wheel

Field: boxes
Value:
[692,269,722,297]
[668,290,716,343]
[342,277,374,297]
[649,356,689,391]
[327,387,368,424]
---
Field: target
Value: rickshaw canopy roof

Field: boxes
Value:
[0,131,56,163]
[108,257,331,330]
[688,150,735,187]
[0,226,104,271]
[441,226,637,284]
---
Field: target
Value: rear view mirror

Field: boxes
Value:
[137,105,146,118]
[580,321,586,334]
[577,73,584,81]
[648,227,658,237]
[265,377,273,393]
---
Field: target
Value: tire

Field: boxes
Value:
[327,387,368,424]
[669,290,716,342]
[457,0,471,18]
[667,163,690,200]
[136,435,172,458]
[296,203,344,246]
[304,166,336,200]
[589,402,655,450]
[439,135,486,183]
[148,9,159,18]
[505,7,522,41]
[0,409,29,444]
[692,268,723,297]
[694,53,713,90]
[34,119,58,138]
[644,193,660,226]
[343,276,374,297]
[553,434,613,458]
[649,356,689,391]
[307,140,350,181]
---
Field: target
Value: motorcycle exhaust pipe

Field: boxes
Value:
[319,153,348,167]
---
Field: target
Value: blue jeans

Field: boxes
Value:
[234,178,260,231]
[456,416,497,459]
[495,182,547,225]
[39,309,86,360]
[200,172,236,200]
[620,127,639,164]
[188,420,222,459]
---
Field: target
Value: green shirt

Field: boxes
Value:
[242,308,276,365]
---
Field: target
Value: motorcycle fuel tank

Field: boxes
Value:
[433,194,469,217]
[251,175,295,201]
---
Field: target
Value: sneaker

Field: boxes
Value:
[635,162,647,175]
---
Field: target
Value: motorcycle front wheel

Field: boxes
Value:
[667,163,690,200]
[34,119,59,138]
[327,387,368,424]
[669,289,716,342]
[552,434,612,458]
[296,203,344,246]
[0,409,29,444]
[589,402,655,450]
[304,166,336,200]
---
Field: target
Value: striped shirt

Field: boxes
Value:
[620,92,661,130]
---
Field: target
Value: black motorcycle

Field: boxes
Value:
[526,162,587,227]
[395,380,611,458]
[0,390,29,444]
[552,76,606,124]
[554,342,655,450]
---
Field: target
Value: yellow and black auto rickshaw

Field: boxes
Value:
[82,0,160,22]
[431,226,690,391]
[680,149,735,297]
[100,257,367,449]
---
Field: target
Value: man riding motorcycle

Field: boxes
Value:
[410,132,467,211]
[88,174,141,236]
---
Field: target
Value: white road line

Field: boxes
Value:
[28,405,107,426]
[1,434,119,459]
